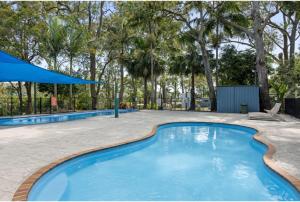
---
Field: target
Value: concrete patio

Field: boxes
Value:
[0,110,300,200]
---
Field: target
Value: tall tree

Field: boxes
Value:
[65,20,86,109]
[267,2,300,95]
[125,37,164,109]
[107,4,133,104]
[124,2,169,109]
[0,2,46,114]
[163,2,217,111]
[169,41,205,110]
[221,1,279,110]
[43,17,66,103]
[87,1,105,110]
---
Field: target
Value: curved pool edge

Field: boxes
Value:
[0,109,138,127]
[12,121,300,201]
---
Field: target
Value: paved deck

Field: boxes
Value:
[0,110,300,200]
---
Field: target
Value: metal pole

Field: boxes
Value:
[34,83,37,114]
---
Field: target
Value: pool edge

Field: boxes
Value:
[12,121,300,201]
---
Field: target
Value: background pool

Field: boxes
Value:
[28,123,300,200]
[0,109,136,126]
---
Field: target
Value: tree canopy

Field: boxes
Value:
[0,1,299,114]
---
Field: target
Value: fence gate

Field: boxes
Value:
[285,98,300,118]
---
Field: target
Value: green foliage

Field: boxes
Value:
[218,45,256,85]
[269,75,288,103]
[38,83,78,96]
[0,2,46,61]
[41,17,66,68]
[0,1,299,114]
[65,20,86,59]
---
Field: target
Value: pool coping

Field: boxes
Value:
[0,109,137,127]
[12,121,300,200]
[0,109,137,120]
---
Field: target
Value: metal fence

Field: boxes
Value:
[135,97,211,111]
[0,97,127,117]
[0,95,212,117]
[0,97,67,116]
[285,98,300,118]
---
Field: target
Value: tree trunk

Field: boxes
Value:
[190,67,196,111]
[119,64,124,104]
[25,82,32,114]
[198,40,217,111]
[106,73,111,108]
[254,2,271,110]
[90,52,97,110]
[215,22,219,86]
[162,84,166,106]
[289,16,299,96]
[282,15,289,66]
[149,20,155,109]
[150,43,155,109]
[131,77,137,108]
[174,81,177,109]
[17,82,23,114]
[252,2,271,110]
[69,56,73,110]
[289,17,299,71]
[154,76,157,108]
[87,1,104,110]
[180,74,184,94]
[143,77,148,109]
[53,56,58,99]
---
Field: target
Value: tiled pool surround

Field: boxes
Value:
[12,122,300,201]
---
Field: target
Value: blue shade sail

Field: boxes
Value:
[0,50,96,84]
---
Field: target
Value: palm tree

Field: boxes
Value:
[169,33,205,111]
[126,37,164,109]
[124,2,164,109]
[44,17,66,103]
[65,21,85,110]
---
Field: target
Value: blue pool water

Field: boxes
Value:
[0,109,136,126]
[28,123,300,201]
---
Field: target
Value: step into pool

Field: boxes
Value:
[0,109,136,126]
[28,123,300,201]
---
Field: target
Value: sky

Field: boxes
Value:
[229,13,299,56]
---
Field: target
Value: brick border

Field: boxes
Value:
[12,122,300,200]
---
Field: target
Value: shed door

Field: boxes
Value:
[217,87,235,113]
[235,87,259,112]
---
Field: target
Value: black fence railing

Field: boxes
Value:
[285,98,300,118]
[0,97,131,117]
[0,97,68,116]
[0,95,211,117]
[134,97,211,111]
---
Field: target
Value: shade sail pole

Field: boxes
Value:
[34,83,37,114]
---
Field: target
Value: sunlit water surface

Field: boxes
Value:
[0,109,136,125]
[29,123,300,201]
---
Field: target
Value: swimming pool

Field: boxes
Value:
[27,123,300,200]
[0,109,136,126]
